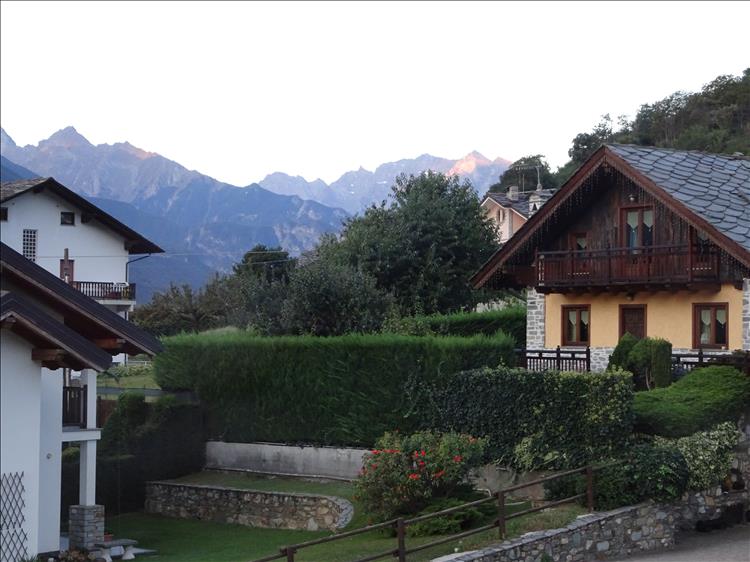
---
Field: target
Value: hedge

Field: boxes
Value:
[410,366,634,470]
[61,394,205,520]
[418,306,526,346]
[154,332,516,446]
[633,366,750,437]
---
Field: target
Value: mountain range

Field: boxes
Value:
[0,127,509,301]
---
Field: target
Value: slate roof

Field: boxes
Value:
[0,177,163,254]
[607,144,750,252]
[485,189,554,218]
[1,291,113,371]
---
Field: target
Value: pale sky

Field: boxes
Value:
[1,1,748,186]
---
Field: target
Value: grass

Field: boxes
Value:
[108,472,586,562]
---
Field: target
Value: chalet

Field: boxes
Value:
[481,185,554,244]
[471,145,750,371]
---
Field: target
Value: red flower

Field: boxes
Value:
[408,473,420,480]
[434,470,446,479]
[421,450,426,457]
[371,449,380,455]
[453,455,463,462]
[418,460,426,467]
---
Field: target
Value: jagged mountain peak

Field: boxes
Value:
[0,127,16,149]
[41,126,93,149]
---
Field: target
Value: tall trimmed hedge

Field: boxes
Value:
[410,366,634,470]
[154,332,516,446]
[419,306,526,346]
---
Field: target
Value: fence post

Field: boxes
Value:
[698,348,704,367]
[284,547,295,562]
[556,346,561,370]
[585,346,591,371]
[585,466,594,512]
[396,518,406,562]
[497,490,506,539]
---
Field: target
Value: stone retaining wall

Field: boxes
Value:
[447,486,749,562]
[145,481,353,532]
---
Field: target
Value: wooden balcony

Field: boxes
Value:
[70,280,136,301]
[535,245,720,293]
[63,385,87,428]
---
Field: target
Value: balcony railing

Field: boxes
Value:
[536,245,719,289]
[70,281,136,301]
[63,385,87,428]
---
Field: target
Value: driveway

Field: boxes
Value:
[613,524,750,562]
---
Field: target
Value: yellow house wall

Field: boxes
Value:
[544,283,743,350]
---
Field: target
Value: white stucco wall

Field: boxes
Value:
[1,330,42,557]
[481,198,527,244]
[0,190,129,283]
[38,370,63,554]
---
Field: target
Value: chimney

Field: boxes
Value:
[507,185,519,201]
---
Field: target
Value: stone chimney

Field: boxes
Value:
[507,185,519,201]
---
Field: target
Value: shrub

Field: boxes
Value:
[633,366,750,437]
[415,306,526,346]
[657,422,740,491]
[547,443,689,510]
[627,338,673,389]
[154,332,515,445]
[594,443,689,509]
[413,367,634,470]
[408,493,494,536]
[353,431,486,521]
[607,332,638,371]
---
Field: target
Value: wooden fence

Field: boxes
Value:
[249,465,602,562]
[672,349,750,376]
[515,347,591,372]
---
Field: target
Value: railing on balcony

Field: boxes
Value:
[63,385,87,428]
[70,281,136,301]
[536,245,719,289]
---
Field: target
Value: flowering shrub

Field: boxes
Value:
[354,430,486,521]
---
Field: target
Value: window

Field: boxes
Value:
[22,229,38,261]
[693,303,728,349]
[496,208,506,223]
[60,211,75,225]
[0,207,7,221]
[570,232,588,251]
[621,206,654,248]
[562,305,590,346]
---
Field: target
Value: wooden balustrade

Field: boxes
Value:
[62,385,87,428]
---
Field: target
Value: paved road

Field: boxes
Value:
[614,525,750,562]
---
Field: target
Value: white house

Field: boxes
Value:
[0,177,163,560]
[481,185,553,244]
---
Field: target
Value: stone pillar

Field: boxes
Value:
[68,504,104,551]
[742,278,750,351]
[79,440,97,505]
[526,288,545,348]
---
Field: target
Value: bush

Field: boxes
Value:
[547,443,689,510]
[414,306,526,347]
[607,333,638,371]
[408,494,495,536]
[413,367,634,470]
[633,366,750,437]
[154,332,516,445]
[353,431,486,521]
[657,422,740,491]
[627,337,673,389]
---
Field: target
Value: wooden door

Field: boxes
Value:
[620,305,646,339]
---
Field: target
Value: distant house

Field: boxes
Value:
[481,185,554,244]
[0,177,163,558]
[471,145,750,370]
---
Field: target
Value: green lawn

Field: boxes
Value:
[109,372,160,389]
[108,472,586,562]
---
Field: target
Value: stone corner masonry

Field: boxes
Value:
[68,504,104,551]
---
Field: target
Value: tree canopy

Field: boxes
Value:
[489,155,560,193]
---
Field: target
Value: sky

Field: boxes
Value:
[1,1,748,186]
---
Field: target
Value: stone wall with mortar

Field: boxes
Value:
[145,481,353,532]
[743,278,750,350]
[526,289,545,349]
[68,504,104,551]
[448,487,749,562]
